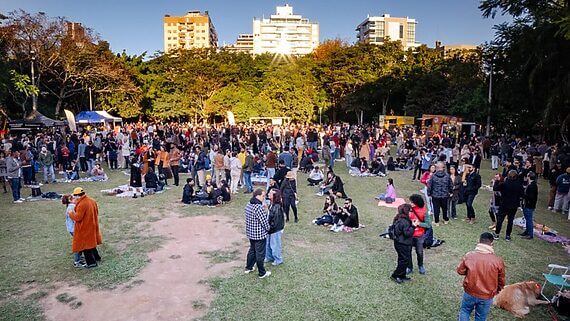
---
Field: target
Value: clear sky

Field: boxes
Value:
[1,0,508,55]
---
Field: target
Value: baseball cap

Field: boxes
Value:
[72,187,85,195]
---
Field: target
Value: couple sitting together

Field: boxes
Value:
[312,195,359,233]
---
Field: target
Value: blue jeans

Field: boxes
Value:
[523,207,534,237]
[329,152,335,167]
[43,165,55,182]
[266,167,276,188]
[308,141,317,151]
[10,177,21,201]
[459,292,492,321]
[243,171,253,192]
[265,230,283,264]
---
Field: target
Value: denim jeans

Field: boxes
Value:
[491,156,499,169]
[43,165,55,182]
[421,187,433,214]
[266,167,276,188]
[246,238,266,276]
[10,177,21,201]
[523,207,534,237]
[308,141,317,151]
[87,159,95,175]
[466,194,477,219]
[448,198,458,218]
[265,230,283,264]
[459,292,492,321]
[345,153,353,169]
[243,171,253,192]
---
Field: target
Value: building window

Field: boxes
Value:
[399,24,404,39]
[407,22,416,43]
[376,22,385,37]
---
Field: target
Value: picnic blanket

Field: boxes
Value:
[377,198,406,208]
[513,217,569,243]
[56,176,108,183]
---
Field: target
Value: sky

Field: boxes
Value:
[1,0,509,55]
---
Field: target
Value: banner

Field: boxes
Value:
[64,109,77,132]
[226,111,236,125]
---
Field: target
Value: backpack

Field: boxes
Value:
[204,155,211,170]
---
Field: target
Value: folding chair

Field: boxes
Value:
[542,264,570,301]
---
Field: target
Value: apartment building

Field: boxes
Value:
[251,5,319,56]
[223,34,254,53]
[356,14,420,49]
[435,41,479,59]
[163,11,218,53]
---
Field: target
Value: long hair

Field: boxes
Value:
[323,194,337,211]
[393,204,412,224]
[271,189,283,205]
[61,194,72,205]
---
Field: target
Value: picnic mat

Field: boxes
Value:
[377,198,406,208]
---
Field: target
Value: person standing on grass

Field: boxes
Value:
[280,171,298,223]
[62,194,83,267]
[265,189,285,266]
[457,232,505,321]
[391,204,416,284]
[553,167,570,216]
[407,194,430,275]
[463,163,482,224]
[6,149,23,203]
[492,170,524,242]
[520,172,538,240]
[427,162,453,226]
[69,187,102,268]
[244,188,271,279]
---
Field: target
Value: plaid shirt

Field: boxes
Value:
[245,198,269,240]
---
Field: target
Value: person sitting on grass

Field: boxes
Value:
[65,160,80,182]
[90,163,107,181]
[313,194,341,226]
[182,178,195,204]
[370,156,387,177]
[307,166,324,186]
[330,198,359,232]
[144,167,164,193]
[376,178,397,203]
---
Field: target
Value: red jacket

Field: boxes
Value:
[410,205,426,237]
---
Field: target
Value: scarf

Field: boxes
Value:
[474,243,494,255]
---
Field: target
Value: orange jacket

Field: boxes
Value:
[69,195,102,252]
[157,150,170,167]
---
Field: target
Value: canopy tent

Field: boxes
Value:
[9,110,65,130]
[75,111,122,124]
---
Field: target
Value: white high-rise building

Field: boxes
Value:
[356,14,420,50]
[252,5,319,56]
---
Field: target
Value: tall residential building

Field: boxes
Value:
[163,11,218,53]
[223,34,254,53]
[65,22,86,42]
[356,14,420,49]
[252,5,319,56]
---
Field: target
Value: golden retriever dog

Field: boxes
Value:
[493,281,549,318]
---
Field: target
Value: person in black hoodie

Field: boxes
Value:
[182,178,195,204]
[391,204,416,284]
[265,189,285,266]
[280,171,298,223]
[464,163,482,224]
[521,172,538,239]
[493,170,524,241]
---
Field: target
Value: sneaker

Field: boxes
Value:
[271,262,282,266]
[488,224,496,230]
[13,200,23,203]
[244,268,255,274]
[402,276,412,281]
[390,276,403,284]
[18,198,25,201]
[443,220,449,225]
[548,206,553,210]
[433,222,440,227]
[294,218,299,223]
[406,268,413,274]
[419,266,426,275]
[493,234,499,240]
[259,271,271,279]
[505,236,511,242]
[329,224,337,231]
[86,263,98,268]
[74,261,86,268]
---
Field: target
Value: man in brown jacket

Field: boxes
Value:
[457,232,505,321]
[213,149,225,187]
[69,187,102,268]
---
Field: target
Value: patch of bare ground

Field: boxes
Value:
[41,214,246,321]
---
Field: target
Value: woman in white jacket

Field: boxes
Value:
[229,152,242,194]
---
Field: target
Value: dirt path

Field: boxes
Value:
[41,214,245,321]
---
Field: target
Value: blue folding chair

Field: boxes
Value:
[542,264,570,301]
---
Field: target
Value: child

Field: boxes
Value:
[62,194,83,267]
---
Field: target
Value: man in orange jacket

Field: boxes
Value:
[69,187,102,268]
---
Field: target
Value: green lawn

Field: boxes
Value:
[0,159,568,321]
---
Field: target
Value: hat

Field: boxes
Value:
[286,171,295,179]
[206,174,212,180]
[72,187,85,195]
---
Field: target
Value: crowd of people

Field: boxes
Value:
[3,120,570,320]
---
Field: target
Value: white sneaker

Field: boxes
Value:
[329,224,337,231]
[244,268,255,274]
[13,200,23,203]
[18,198,25,201]
[259,271,271,279]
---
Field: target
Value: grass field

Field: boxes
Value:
[0,159,568,321]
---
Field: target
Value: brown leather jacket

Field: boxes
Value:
[457,245,506,300]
